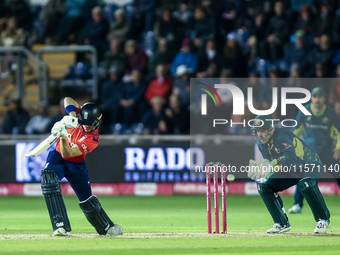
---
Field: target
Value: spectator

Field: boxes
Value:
[258,66,280,117]
[148,38,176,79]
[37,0,67,43]
[172,65,191,107]
[312,2,334,45]
[165,94,190,134]
[100,66,123,132]
[2,98,30,134]
[247,13,266,67]
[82,7,110,60]
[25,102,51,134]
[6,0,32,31]
[57,0,97,44]
[334,100,340,116]
[260,1,289,62]
[0,0,7,34]
[172,3,194,26]
[170,38,198,75]
[132,0,156,32]
[291,0,312,12]
[153,9,181,43]
[196,39,223,77]
[103,39,127,78]
[333,8,340,46]
[243,70,261,110]
[222,33,247,77]
[125,39,148,73]
[328,65,340,105]
[292,5,313,35]
[107,9,130,43]
[306,34,336,76]
[283,30,309,75]
[120,69,146,128]
[142,96,167,134]
[220,0,246,36]
[0,17,25,47]
[192,7,215,48]
[145,65,173,104]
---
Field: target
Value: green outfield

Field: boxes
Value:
[0,195,340,254]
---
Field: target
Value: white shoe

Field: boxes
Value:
[267,223,291,234]
[53,227,70,236]
[314,220,330,234]
[107,224,123,236]
[288,204,302,214]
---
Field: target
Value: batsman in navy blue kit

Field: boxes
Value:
[41,97,123,236]
[248,115,330,234]
[288,87,340,214]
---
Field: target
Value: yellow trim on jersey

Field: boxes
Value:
[330,124,340,150]
[311,104,326,116]
[292,137,304,159]
[293,122,304,137]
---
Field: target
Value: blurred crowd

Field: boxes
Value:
[2,0,340,135]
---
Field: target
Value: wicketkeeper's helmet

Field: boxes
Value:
[78,102,102,130]
[251,115,276,144]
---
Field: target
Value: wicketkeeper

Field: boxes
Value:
[248,115,330,234]
[41,97,123,236]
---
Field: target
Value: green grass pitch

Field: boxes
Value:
[0,195,340,254]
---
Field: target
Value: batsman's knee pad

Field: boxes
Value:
[79,195,114,235]
[41,169,71,232]
[257,182,288,225]
[297,178,330,221]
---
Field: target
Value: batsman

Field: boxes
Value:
[41,97,123,236]
[248,115,330,234]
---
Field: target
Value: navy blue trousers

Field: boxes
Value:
[44,150,92,201]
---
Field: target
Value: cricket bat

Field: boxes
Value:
[25,132,61,158]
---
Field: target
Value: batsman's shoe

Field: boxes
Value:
[314,220,330,234]
[288,204,302,214]
[107,224,123,236]
[267,223,291,234]
[53,227,70,237]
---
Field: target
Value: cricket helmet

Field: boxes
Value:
[78,102,102,130]
[251,115,276,144]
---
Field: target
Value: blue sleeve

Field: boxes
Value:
[171,54,181,75]
[187,53,198,73]
[332,50,340,65]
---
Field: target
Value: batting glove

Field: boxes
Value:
[51,121,68,139]
[51,121,64,134]
[60,116,78,129]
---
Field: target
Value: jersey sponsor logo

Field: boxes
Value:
[78,135,87,142]
[322,117,329,123]
[282,142,291,148]
[82,144,87,152]
[306,124,328,130]
[67,134,75,146]
[275,148,281,154]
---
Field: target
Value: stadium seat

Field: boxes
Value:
[41,53,76,80]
